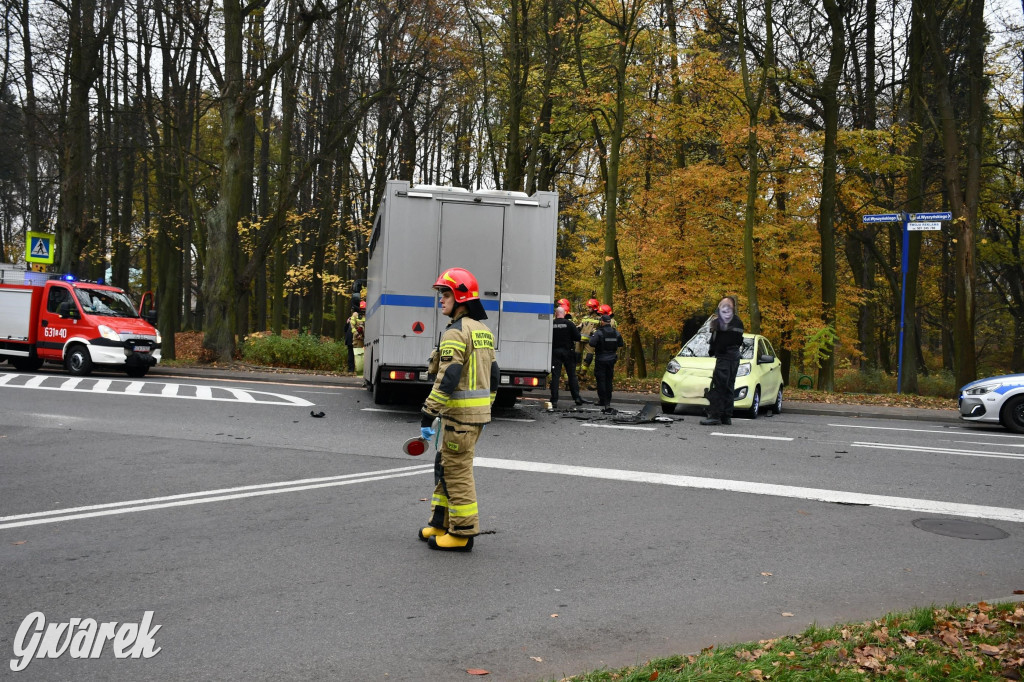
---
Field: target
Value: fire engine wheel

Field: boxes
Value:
[126,366,148,378]
[11,357,43,372]
[65,345,93,376]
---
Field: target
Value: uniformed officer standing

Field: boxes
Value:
[588,314,624,411]
[418,267,499,552]
[550,306,584,407]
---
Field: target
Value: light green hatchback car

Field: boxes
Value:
[660,329,784,418]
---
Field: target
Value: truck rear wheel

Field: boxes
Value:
[11,357,43,372]
[372,376,391,405]
[493,389,520,409]
[65,345,93,376]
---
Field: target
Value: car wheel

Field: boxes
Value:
[747,386,760,419]
[65,345,93,376]
[661,402,677,415]
[773,387,783,415]
[999,395,1024,433]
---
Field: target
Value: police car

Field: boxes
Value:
[959,373,1024,433]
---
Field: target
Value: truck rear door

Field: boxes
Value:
[437,201,504,345]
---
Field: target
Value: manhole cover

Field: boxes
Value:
[912,518,1009,540]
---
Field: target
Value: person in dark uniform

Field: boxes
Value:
[550,306,583,407]
[588,314,624,412]
[701,296,745,426]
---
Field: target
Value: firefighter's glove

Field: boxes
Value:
[420,426,436,441]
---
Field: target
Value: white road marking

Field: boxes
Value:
[710,432,794,441]
[852,441,1024,461]
[474,458,1024,523]
[828,423,1024,438]
[360,407,535,422]
[0,373,314,406]
[956,440,1024,448]
[582,423,657,431]
[0,464,433,530]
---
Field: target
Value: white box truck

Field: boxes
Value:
[363,180,557,407]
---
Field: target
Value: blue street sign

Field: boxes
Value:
[862,213,902,223]
[909,211,952,221]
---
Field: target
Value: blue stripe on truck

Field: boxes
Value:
[501,300,550,314]
[373,294,549,315]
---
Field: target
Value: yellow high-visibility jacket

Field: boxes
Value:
[422,309,499,425]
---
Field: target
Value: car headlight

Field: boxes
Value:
[736,362,751,377]
[666,359,680,374]
[155,329,162,344]
[97,325,121,342]
[964,383,997,396]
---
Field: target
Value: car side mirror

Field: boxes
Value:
[759,354,775,364]
[144,309,157,325]
[58,302,78,319]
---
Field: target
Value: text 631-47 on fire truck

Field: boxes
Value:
[0,264,161,377]
[364,181,558,408]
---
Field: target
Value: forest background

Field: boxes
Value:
[0,0,1022,394]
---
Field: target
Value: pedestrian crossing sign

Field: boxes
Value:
[26,231,56,264]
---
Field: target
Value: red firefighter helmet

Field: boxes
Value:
[433,267,480,303]
[599,304,612,315]
[586,298,600,311]
[557,298,571,311]
[359,300,366,311]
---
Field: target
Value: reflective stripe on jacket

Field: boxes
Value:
[422,309,499,425]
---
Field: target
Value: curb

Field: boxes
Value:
[149,365,962,424]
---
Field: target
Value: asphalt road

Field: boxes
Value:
[1,366,1022,681]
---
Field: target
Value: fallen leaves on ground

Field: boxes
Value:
[465,668,489,676]
[561,602,1024,681]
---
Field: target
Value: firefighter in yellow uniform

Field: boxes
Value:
[418,267,499,552]
[576,298,602,381]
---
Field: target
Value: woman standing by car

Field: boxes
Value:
[701,296,745,426]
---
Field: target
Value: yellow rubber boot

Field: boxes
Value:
[418,526,446,542]
[428,534,474,552]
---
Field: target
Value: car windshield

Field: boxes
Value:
[678,332,755,359]
[75,288,139,318]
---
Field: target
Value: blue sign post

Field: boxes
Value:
[897,212,950,393]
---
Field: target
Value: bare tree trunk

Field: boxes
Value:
[815,0,846,393]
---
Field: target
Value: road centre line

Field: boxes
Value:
[582,423,657,431]
[829,423,1024,439]
[473,458,1024,523]
[710,432,794,441]
[0,464,433,530]
[851,441,1024,461]
[956,440,1024,448]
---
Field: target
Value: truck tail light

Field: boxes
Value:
[388,370,417,381]
[512,376,539,387]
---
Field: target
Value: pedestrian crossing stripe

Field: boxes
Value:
[0,373,314,406]
[25,231,56,264]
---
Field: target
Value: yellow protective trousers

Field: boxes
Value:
[428,421,482,536]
